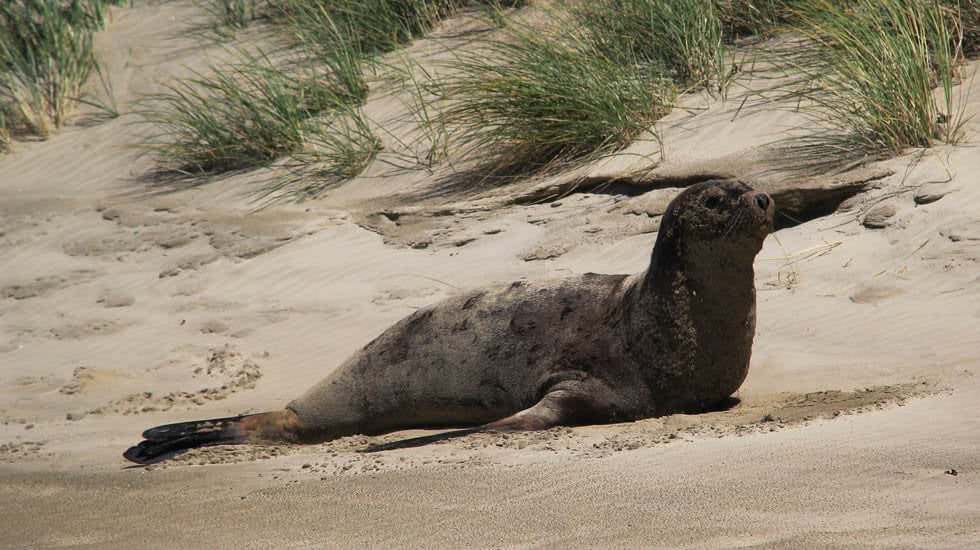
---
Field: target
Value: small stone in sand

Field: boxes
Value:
[200,320,229,334]
[913,182,954,205]
[837,194,864,212]
[98,291,135,308]
[101,208,122,222]
[862,204,896,229]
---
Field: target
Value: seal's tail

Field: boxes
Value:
[122,415,249,465]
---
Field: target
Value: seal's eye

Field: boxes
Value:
[704,196,722,209]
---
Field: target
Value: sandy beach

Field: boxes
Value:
[1,1,979,548]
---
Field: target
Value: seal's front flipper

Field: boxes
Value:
[361,388,606,453]
[359,397,569,453]
[482,378,629,432]
[482,384,611,431]
[481,398,566,431]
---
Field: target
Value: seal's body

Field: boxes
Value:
[125,180,774,463]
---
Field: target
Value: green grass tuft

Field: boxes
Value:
[0,110,9,152]
[573,0,731,90]
[0,0,121,139]
[278,0,461,57]
[256,106,382,203]
[203,0,263,30]
[767,0,966,172]
[277,1,374,102]
[440,19,674,177]
[947,0,979,55]
[139,50,362,175]
[714,0,806,39]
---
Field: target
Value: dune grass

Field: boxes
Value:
[144,0,470,176]
[439,20,674,177]
[255,107,382,203]
[437,1,748,178]
[766,0,966,173]
[204,0,264,30]
[0,111,9,152]
[139,49,367,175]
[0,0,123,139]
[572,0,730,91]
[712,0,815,40]
[215,0,472,45]
[281,0,461,55]
[951,0,979,55]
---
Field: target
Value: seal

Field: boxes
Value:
[124,180,774,463]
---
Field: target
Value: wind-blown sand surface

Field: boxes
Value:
[1,2,978,548]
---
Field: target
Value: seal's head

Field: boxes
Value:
[652,180,774,270]
[663,180,773,245]
[672,179,773,242]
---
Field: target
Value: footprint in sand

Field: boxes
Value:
[84,346,263,417]
[850,283,905,304]
[0,270,99,301]
[7,375,62,395]
[48,319,128,340]
[97,290,135,308]
[199,320,229,334]
[58,366,130,396]
[62,233,145,257]
[371,286,441,307]
[0,441,49,463]
[158,253,221,278]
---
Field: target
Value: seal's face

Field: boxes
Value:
[670,180,774,246]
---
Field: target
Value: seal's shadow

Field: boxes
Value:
[359,428,482,453]
[359,397,742,454]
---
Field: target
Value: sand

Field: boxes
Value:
[1,2,979,548]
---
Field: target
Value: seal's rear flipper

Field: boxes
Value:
[142,415,247,442]
[123,416,247,465]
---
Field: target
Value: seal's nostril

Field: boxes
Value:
[755,194,770,211]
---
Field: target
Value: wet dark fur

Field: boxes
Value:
[124,180,774,464]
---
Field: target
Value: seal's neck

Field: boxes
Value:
[626,234,759,413]
[647,237,758,293]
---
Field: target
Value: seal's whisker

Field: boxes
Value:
[777,210,805,226]
[724,209,745,239]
